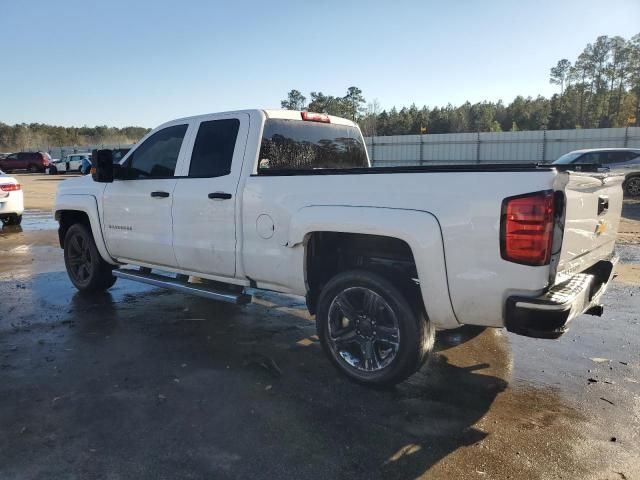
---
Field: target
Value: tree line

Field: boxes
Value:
[0,123,150,152]
[281,33,640,136]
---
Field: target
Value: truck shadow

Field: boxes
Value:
[2,273,518,479]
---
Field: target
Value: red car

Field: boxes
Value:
[0,151,51,173]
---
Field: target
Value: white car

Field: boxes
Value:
[0,169,24,226]
[54,109,623,386]
[50,153,91,174]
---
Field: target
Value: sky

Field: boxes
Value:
[1,0,639,128]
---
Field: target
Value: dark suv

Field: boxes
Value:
[553,148,640,196]
[0,152,51,173]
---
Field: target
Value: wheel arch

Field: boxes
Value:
[288,205,460,329]
[54,195,118,266]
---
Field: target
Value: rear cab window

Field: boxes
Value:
[258,118,367,173]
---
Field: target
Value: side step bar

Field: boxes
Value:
[113,269,251,305]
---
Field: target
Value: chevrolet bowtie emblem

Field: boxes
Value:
[595,221,606,236]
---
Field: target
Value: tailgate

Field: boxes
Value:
[554,171,623,282]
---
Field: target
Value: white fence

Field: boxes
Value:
[365,127,640,166]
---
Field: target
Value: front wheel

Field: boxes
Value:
[1,214,22,226]
[316,270,434,386]
[64,223,117,292]
[625,177,640,197]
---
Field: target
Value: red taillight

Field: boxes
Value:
[501,191,555,266]
[0,183,21,192]
[301,111,330,123]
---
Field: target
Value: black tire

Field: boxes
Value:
[48,166,58,175]
[64,223,117,292]
[316,270,434,387]
[625,176,640,197]
[1,214,22,226]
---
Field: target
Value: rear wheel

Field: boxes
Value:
[64,223,117,292]
[625,177,640,196]
[316,270,434,386]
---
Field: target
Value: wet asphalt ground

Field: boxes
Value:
[0,207,639,479]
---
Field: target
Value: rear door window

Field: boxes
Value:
[188,119,240,177]
[258,119,367,172]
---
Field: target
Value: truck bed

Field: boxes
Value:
[242,165,623,330]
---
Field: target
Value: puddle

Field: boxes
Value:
[616,243,640,263]
[20,210,57,230]
[0,210,57,236]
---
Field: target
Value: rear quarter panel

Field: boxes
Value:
[241,169,558,328]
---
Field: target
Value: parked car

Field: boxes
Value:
[553,148,640,196]
[49,153,91,174]
[0,169,24,225]
[54,109,623,386]
[0,151,51,173]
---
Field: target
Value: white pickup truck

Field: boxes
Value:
[54,109,623,386]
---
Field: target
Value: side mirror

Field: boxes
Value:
[92,149,114,183]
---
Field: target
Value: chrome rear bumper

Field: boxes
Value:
[505,255,618,339]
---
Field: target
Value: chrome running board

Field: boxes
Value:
[113,269,251,305]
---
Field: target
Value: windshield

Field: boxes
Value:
[258,119,368,172]
[552,152,583,164]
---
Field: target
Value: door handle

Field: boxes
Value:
[150,191,170,198]
[208,192,232,200]
[597,196,609,215]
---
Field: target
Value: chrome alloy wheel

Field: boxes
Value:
[326,287,401,372]
[626,177,640,196]
[66,231,93,285]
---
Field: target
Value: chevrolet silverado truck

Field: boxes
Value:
[54,109,623,386]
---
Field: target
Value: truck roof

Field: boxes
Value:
[160,109,358,128]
